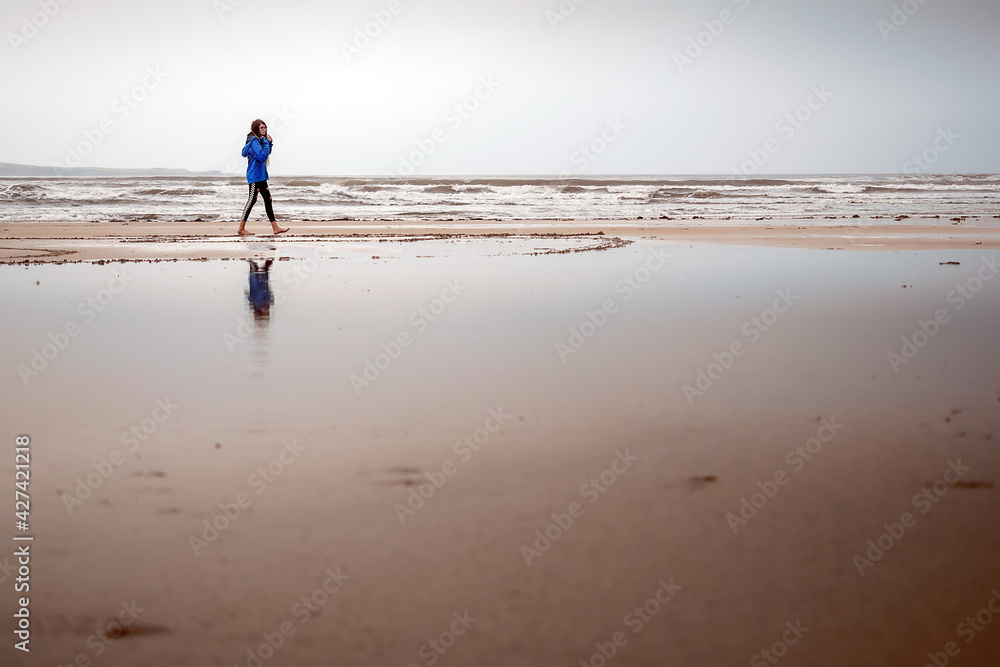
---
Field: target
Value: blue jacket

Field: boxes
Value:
[241,134,272,184]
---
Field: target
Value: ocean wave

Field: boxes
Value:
[133,188,204,196]
[3,175,999,223]
[278,197,364,205]
[0,183,45,200]
[796,184,865,194]
[861,184,1000,193]
[316,184,364,200]
[650,188,732,200]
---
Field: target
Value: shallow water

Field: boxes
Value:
[2,242,999,666]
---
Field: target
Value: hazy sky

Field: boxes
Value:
[3,0,999,175]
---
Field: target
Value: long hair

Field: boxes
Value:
[247,119,269,166]
[249,119,265,138]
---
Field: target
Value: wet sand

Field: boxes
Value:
[3,217,1000,265]
[1,224,999,666]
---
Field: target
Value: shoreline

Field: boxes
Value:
[3,220,1000,264]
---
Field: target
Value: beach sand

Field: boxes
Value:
[2,220,999,666]
[3,218,1000,265]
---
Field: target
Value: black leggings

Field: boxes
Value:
[241,180,275,223]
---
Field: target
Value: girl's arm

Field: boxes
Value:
[245,138,271,160]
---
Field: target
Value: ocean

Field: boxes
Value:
[1,174,998,224]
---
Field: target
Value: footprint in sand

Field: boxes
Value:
[360,467,425,487]
[687,475,718,491]
[950,481,995,490]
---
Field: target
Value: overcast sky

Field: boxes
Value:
[3,0,998,175]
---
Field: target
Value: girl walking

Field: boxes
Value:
[238,119,289,236]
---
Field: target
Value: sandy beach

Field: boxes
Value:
[3,217,1000,266]
[2,219,998,666]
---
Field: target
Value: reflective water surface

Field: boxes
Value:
[2,242,999,666]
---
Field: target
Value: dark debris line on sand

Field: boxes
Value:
[0,233,632,265]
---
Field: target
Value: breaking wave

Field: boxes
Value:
[0,174,998,223]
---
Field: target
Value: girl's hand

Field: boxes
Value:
[265,134,272,142]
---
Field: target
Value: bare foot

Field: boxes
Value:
[238,228,254,236]
[272,227,290,235]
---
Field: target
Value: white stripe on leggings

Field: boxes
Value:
[241,182,258,222]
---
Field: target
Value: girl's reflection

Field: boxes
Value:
[247,258,274,321]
